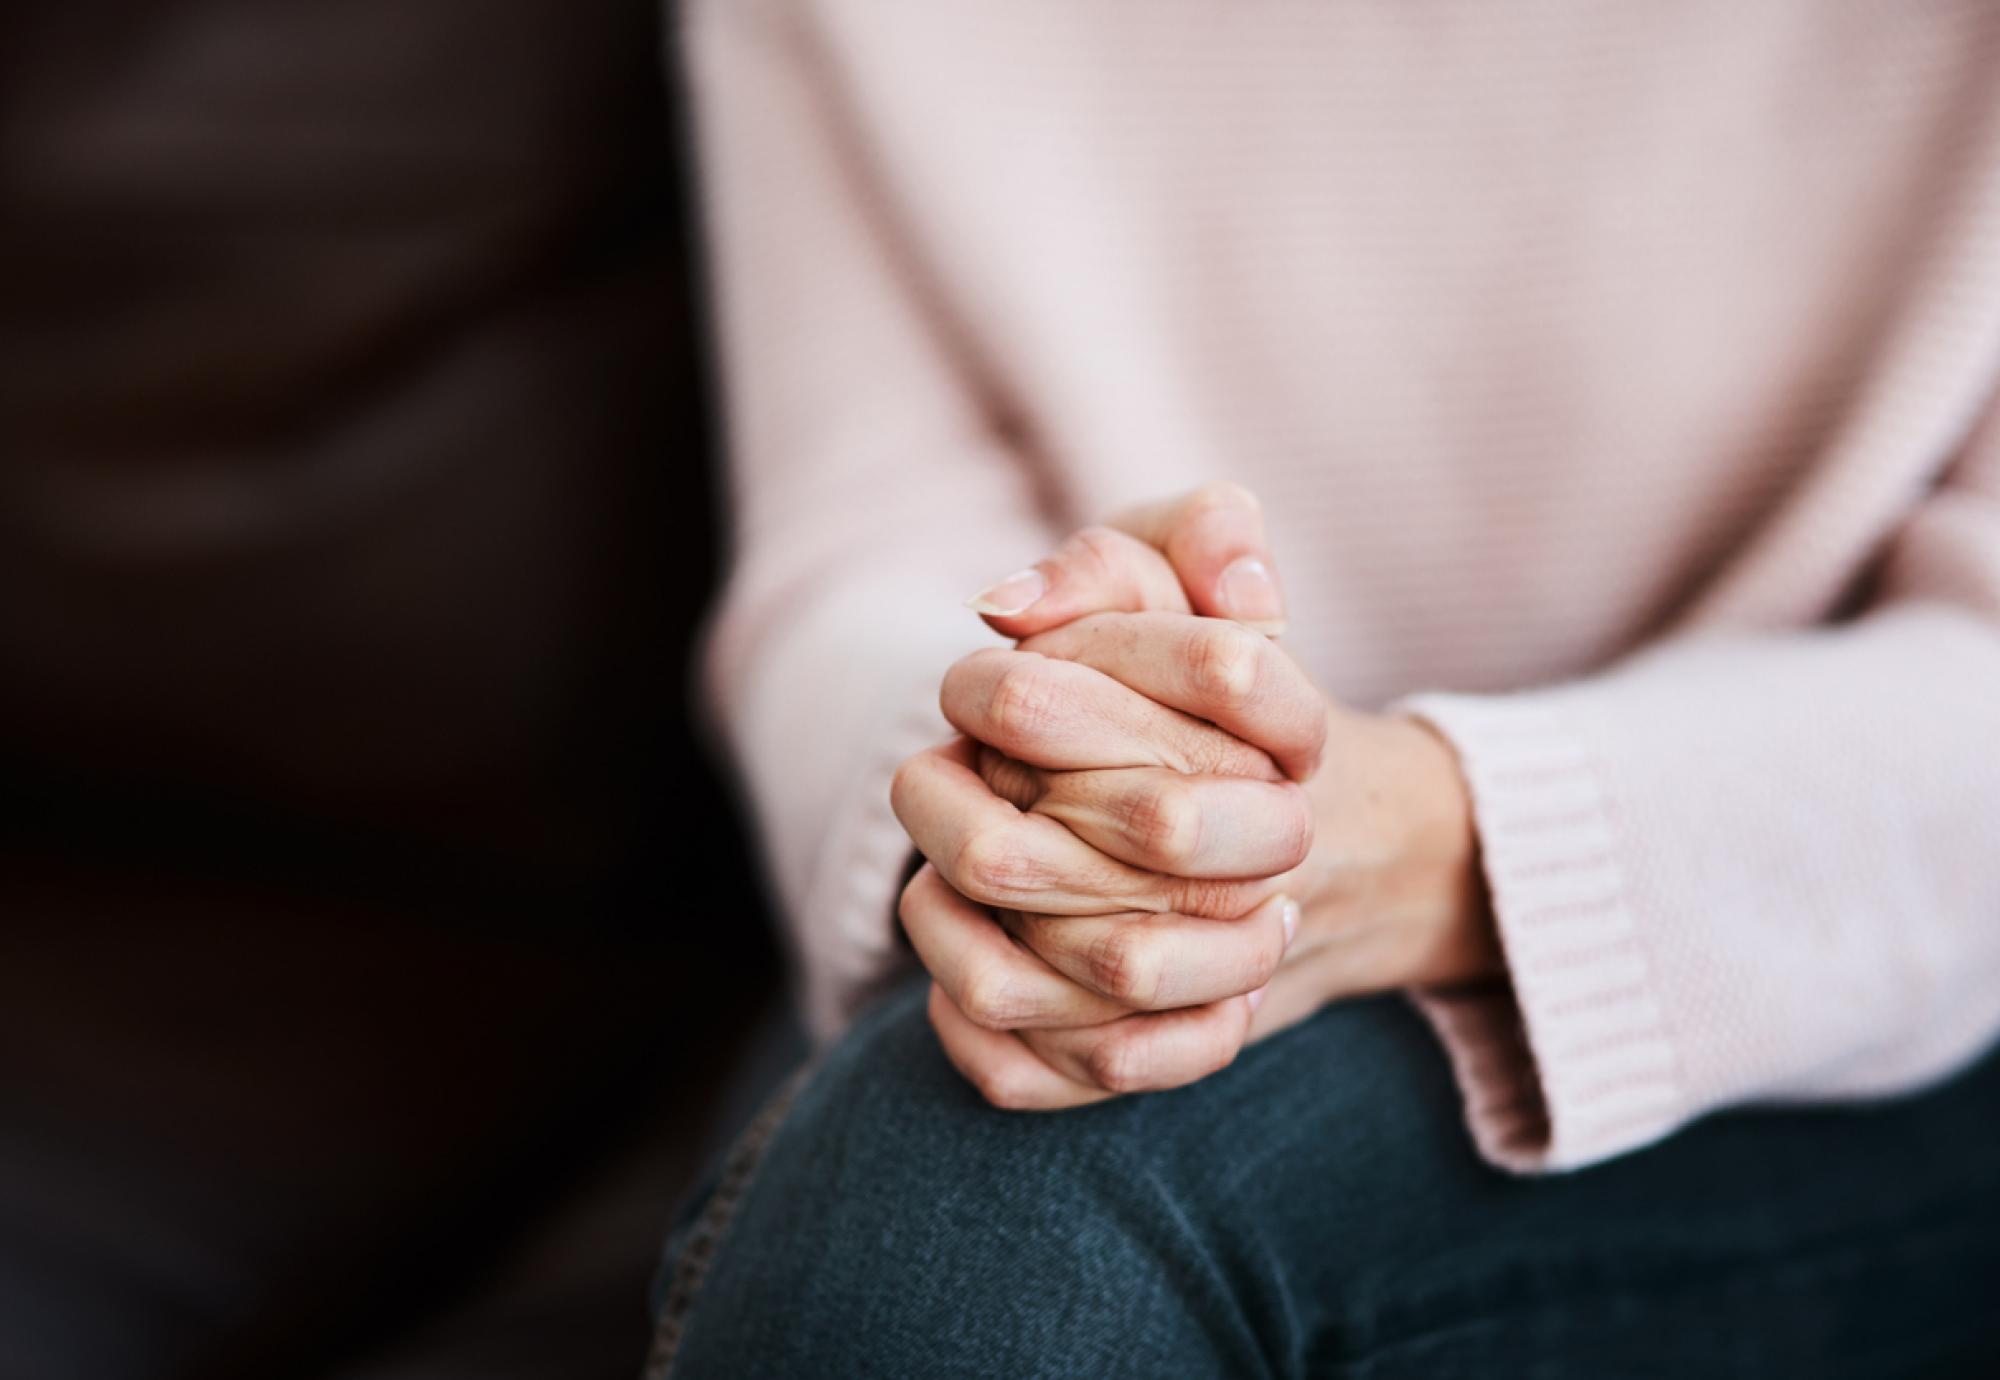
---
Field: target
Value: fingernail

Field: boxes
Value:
[1217,557,1285,634]
[1247,984,1269,1012]
[966,568,1047,617]
[1279,896,1300,950]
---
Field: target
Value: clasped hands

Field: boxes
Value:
[892,484,1500,1109]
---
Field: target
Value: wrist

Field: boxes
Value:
[1296,708,1499,992]
[1390,713,1500,986]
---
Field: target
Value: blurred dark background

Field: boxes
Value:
[0,2,782,1376]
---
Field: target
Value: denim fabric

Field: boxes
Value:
[652,978,2000,1378]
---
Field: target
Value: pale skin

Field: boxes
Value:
[890,483,1503,1109]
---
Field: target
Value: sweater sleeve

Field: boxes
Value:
[1394,406,2000,1172]
[684,0,1057,1038]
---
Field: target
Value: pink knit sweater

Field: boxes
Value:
[685,0,2000,1171]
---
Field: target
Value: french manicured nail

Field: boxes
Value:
[966,568,1047,617]
[1279,896,1300,950]
[1217,556,1285,634]
[1246,984,1269,1012]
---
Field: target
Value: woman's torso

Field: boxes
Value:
[809,0,2000,703]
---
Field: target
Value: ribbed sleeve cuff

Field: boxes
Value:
[1391,692,1690,1172]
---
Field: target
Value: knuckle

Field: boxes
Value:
[973,1063,1038,1111]
[1186,623,1265,713]
[952,826,1020,900]
[1275,786,1316,868]
[1197,1027,1245,1081]
[1066,525,1128,579]
[1121,779,1203,868]
[952,824,1048,896]
[1083,925,1164,1008]
[942,648,999,704]
[888,754,921,819]
[1305,702,1332,766]
[1251,929,1287,986]
[987,657,1065,745]
[1085,1031,1154,1094]
[957,962,1029,1030]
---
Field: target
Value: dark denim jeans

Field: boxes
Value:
[649,978,2000,1378]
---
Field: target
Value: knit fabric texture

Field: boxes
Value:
[685,0,2000,1170]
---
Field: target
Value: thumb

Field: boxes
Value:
[1106,482,1286,634]
[966,523,1191,640]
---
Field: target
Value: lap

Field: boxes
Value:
[654,976,2000,1378]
